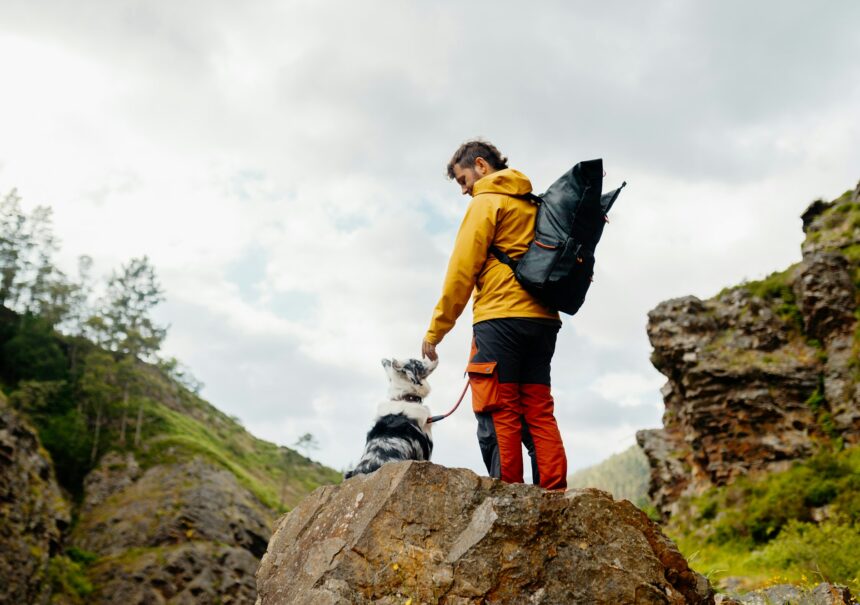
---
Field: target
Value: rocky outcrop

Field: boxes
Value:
[73,456,275,604]
[0,394,70,605]
[257,461,714,605]
[638,184,860,516]
[80,450,141,514]
[716,582,856,604]
[74,456,273,557]
[87,541,259,604]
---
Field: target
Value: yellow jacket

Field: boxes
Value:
[425,168,560,344]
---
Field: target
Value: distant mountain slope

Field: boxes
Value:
[568,444,650,505]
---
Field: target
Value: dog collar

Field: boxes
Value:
[398,394,424,403]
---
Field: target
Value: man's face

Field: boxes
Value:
[452,163,483,196]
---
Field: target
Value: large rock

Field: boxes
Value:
[0,395,70,605]
[639,290,821,516]
[73,456,275,604]
[639,183,860,516]
[256,461,713,605]
[794,252,860,439]
[87,541,259,605]
[716,582,855,604]
[73,457,273,558]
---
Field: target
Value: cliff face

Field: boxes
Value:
[70,453,274,604]
[0,394,69,605]
[638,182,860,516]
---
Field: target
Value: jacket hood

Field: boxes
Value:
[472,168,532,197]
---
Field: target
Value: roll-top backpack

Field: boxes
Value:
[489,159,626,315]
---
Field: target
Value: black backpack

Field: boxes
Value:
[489,159,625,315]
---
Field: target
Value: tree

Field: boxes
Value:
[0,189,70,320]
[158,356,204,395]
[0,313,68,383]
[88,256,168,447]
[96,256,167,360]
[293,432,320,457]
[79,350,120,464]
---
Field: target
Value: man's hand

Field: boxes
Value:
[421,339,438,362]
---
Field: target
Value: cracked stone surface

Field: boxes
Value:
[0,394,69,605]
[639,183,860,517]
[256,461,713,605]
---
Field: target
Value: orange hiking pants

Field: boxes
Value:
[468,318,567,490]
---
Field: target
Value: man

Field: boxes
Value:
[421,140,568,490]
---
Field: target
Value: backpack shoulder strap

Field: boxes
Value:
[484,192,539,269]
[489,245,519,269]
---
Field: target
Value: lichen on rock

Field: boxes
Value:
[639,182,860,518]
[0,397,70,605]
[256,461,714,605]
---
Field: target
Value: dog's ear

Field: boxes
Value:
[381,358,392,369]
[391,359,404,371]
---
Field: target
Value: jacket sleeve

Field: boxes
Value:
[425,196,500,344]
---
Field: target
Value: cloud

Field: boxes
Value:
[590,371,665,409]
[1,0,859,475]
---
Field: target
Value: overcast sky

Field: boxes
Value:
[1,1,859,477]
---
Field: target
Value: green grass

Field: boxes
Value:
[138,398,340,512]
[667,445,860,594]
[803,192,860,252]
[47,554,94,603]
[742,267,805,330]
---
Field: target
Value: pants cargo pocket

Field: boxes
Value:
[467,361,499,413]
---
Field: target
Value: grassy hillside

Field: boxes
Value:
[138,377,340,511]
[0,307,340,513]
[568,445,650,506]
[666,444,860,594]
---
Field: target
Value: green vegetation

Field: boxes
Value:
[1,188,339,507]
[2,189,341,601]
[46,554,94,604]
[568,445,651,507]
[668,445,860,594]
[141,397,339,511]
[803,190,860,252]
[742,267,804,330]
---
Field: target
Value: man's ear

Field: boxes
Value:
[474,156,491,176]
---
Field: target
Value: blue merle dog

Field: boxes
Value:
[344,357,438,479]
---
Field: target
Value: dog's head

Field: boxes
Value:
[381,357,438,400]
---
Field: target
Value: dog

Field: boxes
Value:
[344,357,438,479]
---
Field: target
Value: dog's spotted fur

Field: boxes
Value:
[344,357,438,479]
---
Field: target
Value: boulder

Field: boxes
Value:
[72,456,276,604]
[73,457,273,559]
[87,541,259,605]
[0,396,70,605]
[256,461,713,605]
[716,582,856,604]
[640,183,860,515]
[641,291,820,515]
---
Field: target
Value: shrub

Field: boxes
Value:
[47,555,93,603]
[1,315,68,383]
[691,446,860,547]
[753,520,860,591]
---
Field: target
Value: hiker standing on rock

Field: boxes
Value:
[421,140,568,490]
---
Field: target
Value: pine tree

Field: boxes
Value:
[0,189,79,326]
[79,350,121,465]
[90,256,167,447]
